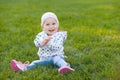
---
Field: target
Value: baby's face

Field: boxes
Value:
[42,18,58,36]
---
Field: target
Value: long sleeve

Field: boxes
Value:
[34,32,47,48]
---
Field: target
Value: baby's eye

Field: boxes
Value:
[52,23,56,25]
[46,23,50,26]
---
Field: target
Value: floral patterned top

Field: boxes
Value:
[34,31,67,59]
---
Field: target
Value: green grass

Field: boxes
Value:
[0,0,120,80]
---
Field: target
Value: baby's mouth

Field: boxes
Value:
[49,29,54,32]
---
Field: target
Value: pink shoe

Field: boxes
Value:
[16,61,29,71]
[58,66,75,74]
[10,60,22,72]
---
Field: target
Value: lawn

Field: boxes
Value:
[0,0,120,80]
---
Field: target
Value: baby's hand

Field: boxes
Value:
[40,36,51,47]
[44,36,51,42]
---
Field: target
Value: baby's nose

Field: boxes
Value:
[49,25,54,28]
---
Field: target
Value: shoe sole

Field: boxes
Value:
[58,66,75,74]
[10,60,20,72]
